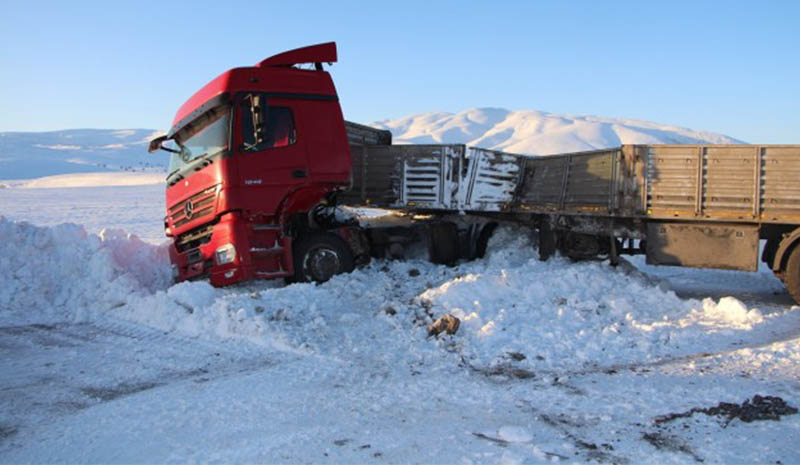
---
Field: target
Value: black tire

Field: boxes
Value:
[474,222,498,259]
[559,232,602,261]
[293,233,355,283]
[538,221,557,261]
[762,239,780,267]
[428,222,459,265]
[784,244,800,305]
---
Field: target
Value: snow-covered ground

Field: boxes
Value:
[14,172,165,189]
[0,181,165,243]
[1,183,799,464]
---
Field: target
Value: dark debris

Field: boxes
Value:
[654,395,798,426]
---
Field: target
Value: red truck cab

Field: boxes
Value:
[150,42,355,286]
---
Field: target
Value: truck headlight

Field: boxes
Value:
[215,244,236,265]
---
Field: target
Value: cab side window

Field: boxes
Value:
[241,94,296,152]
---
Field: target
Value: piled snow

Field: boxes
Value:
[0,218,171,325]
[373,107,744,155]
[3,216,797,375]
[416,228,800,372]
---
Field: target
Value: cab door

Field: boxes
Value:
[234,93,309,215]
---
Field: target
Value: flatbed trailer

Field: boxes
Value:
[339,139,800,303]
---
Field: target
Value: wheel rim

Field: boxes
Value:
[303,247,341,282]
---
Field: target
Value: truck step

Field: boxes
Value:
[254,270,291,279]
[252,224,282,231]
[249,246,285,255]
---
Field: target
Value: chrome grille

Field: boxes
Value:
[176,223,214,253]
[169,186,217,228]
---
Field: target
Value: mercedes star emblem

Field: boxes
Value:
[184,200,194,219]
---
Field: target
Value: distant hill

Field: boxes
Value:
[1,109,745,180]
[372,108,745,155]
[0,129,165,180]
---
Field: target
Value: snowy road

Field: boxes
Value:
[0,318,274,451]
[1,184,799,463]
[2,313,798,463]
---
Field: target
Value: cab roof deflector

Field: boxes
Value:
[257,42,337,68]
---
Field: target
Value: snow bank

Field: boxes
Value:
[114,226,800,374]
[418,228,800,371]
[0,217,170,324]
[3,216,798,374]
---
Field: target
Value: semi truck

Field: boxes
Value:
[149,42,800,304]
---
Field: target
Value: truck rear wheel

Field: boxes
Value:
[293,233,354,283]
[474,222,498,259]
[428,222,459,265]
[784,245,800,305]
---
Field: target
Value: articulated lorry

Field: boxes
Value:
[150,42,800,304]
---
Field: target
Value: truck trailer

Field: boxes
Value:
[149,42,800,304]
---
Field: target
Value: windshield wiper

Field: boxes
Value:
[166,147,227,183]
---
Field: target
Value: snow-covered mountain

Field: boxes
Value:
[372,107,745,155]
[0,129,165,180]
[1,109,744,180]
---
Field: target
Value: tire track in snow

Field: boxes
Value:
[0,317,280,454]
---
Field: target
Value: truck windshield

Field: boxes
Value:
[167,105,231,178]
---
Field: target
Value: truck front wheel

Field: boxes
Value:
[784,245,800,305]
[293,233,355,283]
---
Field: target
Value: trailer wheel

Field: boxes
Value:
[293,233,354,283]
[784,245,800,305]
[428,222,459,266]
[560,232,604,261]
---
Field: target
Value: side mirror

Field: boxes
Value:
[148,135,179,154]
[148,135,168,153]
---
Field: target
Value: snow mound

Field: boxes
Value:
[415,228,799,371]
[110,227,800,373]
[373,107,744,155]
[0,217,171,324]
[4,217,798,374]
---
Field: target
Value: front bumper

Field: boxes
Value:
[169,213,246,287]
[169,212,294,287]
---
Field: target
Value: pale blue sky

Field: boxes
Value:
[1,0,798,142]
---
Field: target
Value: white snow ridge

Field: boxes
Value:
[4,217,796,360]
[373,108,744,154]
[0,218,171,325]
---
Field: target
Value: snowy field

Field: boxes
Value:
[1,180,799,464]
